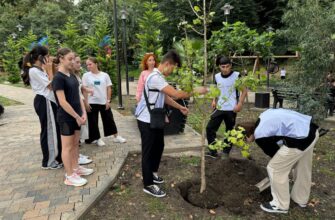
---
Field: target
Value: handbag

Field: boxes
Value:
[143,86,166,129]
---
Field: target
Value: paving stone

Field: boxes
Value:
[33,194,49,203]
[54,203,74,213]
[34,201,50,210]
[48,213,61,220]
[22,209,40,219]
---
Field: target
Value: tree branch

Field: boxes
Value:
[187,0,202,19]
[189,25,204,36]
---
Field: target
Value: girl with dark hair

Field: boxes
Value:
[22,45,62,169]
[82,57,126,146]
[52,48,93,187]
[136,53,158,103]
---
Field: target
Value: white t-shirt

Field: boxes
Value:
[135,69,168,123]
[280,69,286,77]
[29,67,56,103]
[215,71,240,110]
[254,109,311,139]
[82,71,112,105]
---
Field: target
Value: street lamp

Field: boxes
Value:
[221,3,234,23]
[121,8,130,95]
[16,24,24,32]
[82,22,89,32]
[11,33,17,39]
[266,26,275,90]
[113,0,124,109]
[266,26,274,33]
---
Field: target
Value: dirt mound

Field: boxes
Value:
[178,158,272,215]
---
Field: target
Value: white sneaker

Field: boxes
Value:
[113,135,126,143]
[78,156,93,165]
[64,173,87,186]
[74,166,94,176]
[79,154,89,159]
[96,139,106,146]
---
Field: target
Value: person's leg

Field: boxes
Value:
[34,95,49,167]
[291,132,319,206]
[206,110,224,154]
[266,146,303,210]
[137,120,155,186]
[222,111,237,154]
[86,104,100,143]
[61,134,75,176]
[72,130,81,171]
[100,107,118,137]
[151,128,165,174]
[51,101,62,164]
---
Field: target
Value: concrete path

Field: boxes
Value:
[0,84,202,220]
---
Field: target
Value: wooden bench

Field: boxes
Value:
[272,89,300,109]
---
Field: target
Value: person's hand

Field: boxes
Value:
[76,116,85,126]
[105,102,111,110]
[211,100,216,109]
[86,86,94,96]
[81,113,87,124]
[179,106,189,115]
[233,102,243,113]
[193,86,209,95]
[85,103,92,112]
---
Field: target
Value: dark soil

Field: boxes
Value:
[179,159,271,215]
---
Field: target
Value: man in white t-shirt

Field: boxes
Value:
[135,50,207,198]
[280,67,286,80]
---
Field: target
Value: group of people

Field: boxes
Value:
[23,45,320,214]
[135,51,320,215]
[22,45,126,187]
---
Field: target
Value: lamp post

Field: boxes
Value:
[11,33,17,39]
[266,26,274,90]
[82,22,89,32]
[221,3,234,23]
[16,24,24,32]
[113,0,124,109]
[121,8,129,95]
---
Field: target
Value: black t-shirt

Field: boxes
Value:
[52,72,82,123]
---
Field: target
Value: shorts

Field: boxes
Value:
[59,121,81,136]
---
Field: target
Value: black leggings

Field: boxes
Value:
[86,104,118,143]
[206,110,236,154]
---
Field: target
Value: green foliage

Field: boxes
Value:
[209,126,250,158]
[136,2,167,59]
[281,0,335,121]
[17,30,37,53]
[43,30,58,55]
[208,21,275,59]
[59,17,83,55]
[82,14,117,97]
[2,37,21,84]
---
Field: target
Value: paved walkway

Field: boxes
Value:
[0,84,202,220]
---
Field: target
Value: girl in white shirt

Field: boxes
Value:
[22,45,62,169]
[82,57,126,146]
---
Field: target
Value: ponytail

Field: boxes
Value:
[21,45,49,86]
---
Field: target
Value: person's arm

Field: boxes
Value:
[55,90,85,126]
[161,85,208,100]
[81,74,92,112]
[136,71,146,103]
[255,137,281,158]
[165,95,188,115]
[234,87,248,112]
[80,96,87,123]
[106,86,112,110]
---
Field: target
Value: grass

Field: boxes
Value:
[146,197,167,214]
[0,95,22,106]
[180,155,200,166]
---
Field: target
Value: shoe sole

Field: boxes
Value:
[153,180,164,184]
[78,160,93,165]
[77,171,94,176]
[41,166,62,170]
[260,204,288,214]
[64,179,87,187]
[143,188,166,198]
[113,141,126,143]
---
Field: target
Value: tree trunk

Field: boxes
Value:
[200,117,206,193]
[203,0,207,85]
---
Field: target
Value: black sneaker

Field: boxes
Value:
[41,162,63,170]
[260,202,288,214]
[153,174,164,184]
[205,151,218,159]
[143,185,166,198]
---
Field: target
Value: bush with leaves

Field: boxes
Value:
[2,38,21,84]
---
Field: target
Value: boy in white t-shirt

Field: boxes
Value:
[135,50,208,198]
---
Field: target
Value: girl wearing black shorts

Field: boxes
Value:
[53,48,93,187]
